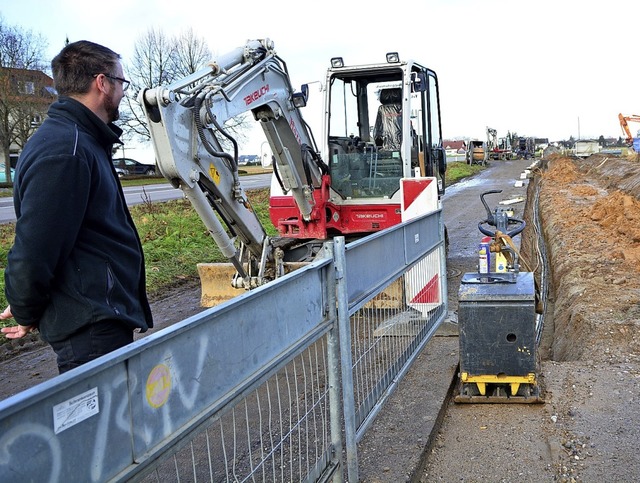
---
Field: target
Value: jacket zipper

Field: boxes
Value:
[106,263,121,316]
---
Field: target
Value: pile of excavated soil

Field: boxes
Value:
[537,154,640,362]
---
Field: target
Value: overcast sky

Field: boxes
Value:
[2,0,639,153]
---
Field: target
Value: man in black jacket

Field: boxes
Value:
[1,40,153,373]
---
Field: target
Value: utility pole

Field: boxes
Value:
[577,116,581,140]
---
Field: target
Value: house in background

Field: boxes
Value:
[0,67,56,167]
[443,139,467,158]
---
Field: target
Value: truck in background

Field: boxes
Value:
[573,140,601,158]
[466,140,487,165]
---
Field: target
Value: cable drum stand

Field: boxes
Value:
[455,190,544,403]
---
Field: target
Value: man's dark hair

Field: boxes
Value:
[51,40,122,96]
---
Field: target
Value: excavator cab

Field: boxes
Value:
[324,57,444,202]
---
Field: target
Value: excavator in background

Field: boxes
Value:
[618,113,640,152]
[515,137,535,159]
[486,126,513,160]
[487,127,497,155]
[139,39,446,304]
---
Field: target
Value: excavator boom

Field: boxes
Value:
[140,39,326,286]
[619,113,640,145]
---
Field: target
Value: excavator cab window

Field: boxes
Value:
[427,70,446,192]
[328,74,406,199]
[373,87,403,151]
[326,64,443,199]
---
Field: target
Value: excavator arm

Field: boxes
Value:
[139,39,327,287]
[619,113,640,145]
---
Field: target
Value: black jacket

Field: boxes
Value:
[5,97,153,342]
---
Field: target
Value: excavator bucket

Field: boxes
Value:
[365,278,404,310]
[197,261,311,307]
[197,263,240,308]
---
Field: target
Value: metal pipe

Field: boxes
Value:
[334,236,359,482]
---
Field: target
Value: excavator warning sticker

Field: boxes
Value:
[146,364,172,408]
[209,166,220,185]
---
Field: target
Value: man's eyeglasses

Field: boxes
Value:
[96,73,130,92]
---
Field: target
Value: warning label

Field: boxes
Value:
[53,387,99,434]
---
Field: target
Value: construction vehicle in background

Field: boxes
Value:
[466,140,487,165]
[573,140,601,158]
[618,113,640,152]
[486,126,513,160]
[487,127,497,154]
[139,39,446,305]
[515,137,535,159]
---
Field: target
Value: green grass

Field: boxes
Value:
[0,161,483,328]
[119,176,167,187]
[445,161,485,185]
[0,188,275,328]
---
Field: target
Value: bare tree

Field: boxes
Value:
[172,27,211,79]
[120,28,177,140]
[0,17,50,182]
[120,27,250,148]
[0,20,47,70]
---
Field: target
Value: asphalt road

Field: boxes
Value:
[0,173,272,224]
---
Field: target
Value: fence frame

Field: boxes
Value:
[0,207,446,482]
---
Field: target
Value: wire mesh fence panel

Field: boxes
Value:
[140,340,334,483]
[350,247,446,430]
[0,213,446,483]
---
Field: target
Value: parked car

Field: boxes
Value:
[114,166,128,178]
[112,158,156,176]
[0,163,15,183]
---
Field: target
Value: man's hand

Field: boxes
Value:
[1,325,36,339]
[0,306,12,320]
[0,306,36,339]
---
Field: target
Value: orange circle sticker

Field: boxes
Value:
[146,364,172,408]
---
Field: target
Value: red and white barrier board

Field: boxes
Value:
[400,178,443,316]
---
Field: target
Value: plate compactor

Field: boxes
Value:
[454,190,544,404]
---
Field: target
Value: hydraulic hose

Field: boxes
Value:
[193,94,238,175]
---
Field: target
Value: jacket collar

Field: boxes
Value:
[49,96,123,148]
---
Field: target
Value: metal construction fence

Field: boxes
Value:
[0,207,446,482]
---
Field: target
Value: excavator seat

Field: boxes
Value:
[373,88,403,151]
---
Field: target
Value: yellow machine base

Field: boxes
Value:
[454,372,544,404]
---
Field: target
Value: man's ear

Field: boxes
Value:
[94,74,109,95]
